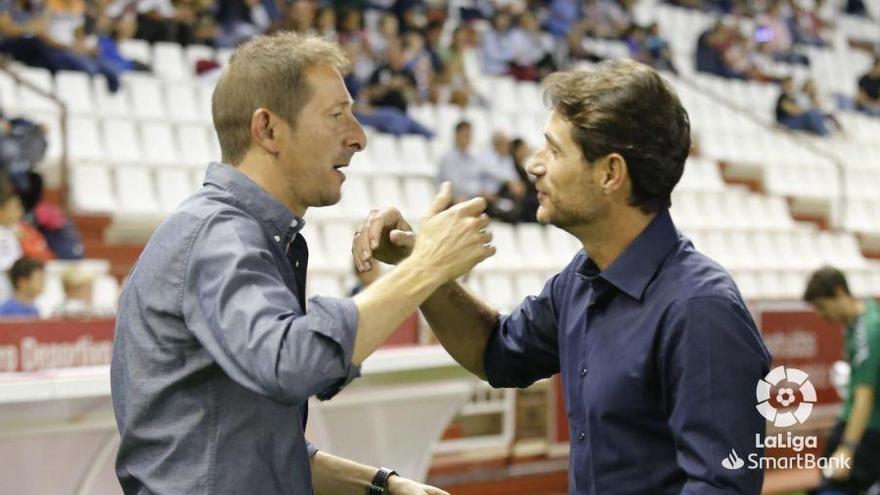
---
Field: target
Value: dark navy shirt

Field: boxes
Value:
[484,210,771,494]
[112,163,360,494]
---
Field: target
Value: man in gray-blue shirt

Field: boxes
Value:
[355,60,770,494]
[111,32,494,495]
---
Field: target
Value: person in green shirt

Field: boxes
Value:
[804,266,880,495]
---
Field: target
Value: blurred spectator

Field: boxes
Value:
[436,26,482,106]
[645,23,678,73]
[0,0,123,91]
[365,42,420,113]
[370,12,399,61]
[775,76,830,135]
[135,0,202,45]
[0,257,44,318]
[314,6,337,41]
[696,19,777,81]
[344,44,432,137]
[0,111,47,178]
[0,180,22,271]
[695,20,731,76]
[437,120,492,203]
[508,12,557,81]
[401,32,434,100]
[509,138,539,222]
[582,0,633,40]
[480,11,515,76]
[561,23,605,65]
[755,1,809,65]
[215,0,273,47]
[336,7,368,47]
[791,0,828,46]
[0,177,54,264]
[479,131,528,221]
[543,0,582,38]
[394,0,427,35]
[628,23,678,74]
[421,20,444,74]
[52,266,111,317]
[92,6,151,73]
[802,78,842,131]
[856,57,880,117]
[270,0,315,35]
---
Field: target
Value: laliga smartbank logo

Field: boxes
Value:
[721,366,850,472]
[755,365,816,427]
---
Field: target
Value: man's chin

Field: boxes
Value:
[535,206,552,225]
[320,190,343,207]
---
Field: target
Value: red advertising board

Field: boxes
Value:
[0,315,418,373]
[759,306,844,408]
[0,319,115,372]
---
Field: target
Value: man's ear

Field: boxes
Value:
[250,108,281,155]
[597,153,628,195]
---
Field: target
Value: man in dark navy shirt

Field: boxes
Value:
[355,60,771,494]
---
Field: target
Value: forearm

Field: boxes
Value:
[420,281,498,379]
[842,386,875,446]
[311,451,375,495]
[352,257,442,364]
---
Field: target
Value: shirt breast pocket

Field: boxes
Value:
[584,351,657,419]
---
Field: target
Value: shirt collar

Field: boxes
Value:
[589,209,680,301]
[203,162,305,242]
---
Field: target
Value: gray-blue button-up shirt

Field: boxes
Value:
[111,162,360,494]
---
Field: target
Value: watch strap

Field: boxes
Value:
[367,467,398,494]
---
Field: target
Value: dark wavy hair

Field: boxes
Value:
[543,60,691,214]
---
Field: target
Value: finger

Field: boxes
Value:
[476,213,491,230]
[452,196,488,217]
[426,182,453,217]
[366,209,390,250]
[389,229,416,247]
[425,486,451,495]
[478,231,493,245]
[480,244,497,261]
[351,229,365,272]
[353,222,374,271]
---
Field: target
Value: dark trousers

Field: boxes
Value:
[812,422,880,495]
[0,37,120,92]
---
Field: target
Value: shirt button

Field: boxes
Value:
[295,261,300,268]
[578,432,585,441]
[580,368,588,377]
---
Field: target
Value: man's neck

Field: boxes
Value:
[570,207,656,272]
[848,299,867,327]
[13,291,34,305]
[237,154,307,217]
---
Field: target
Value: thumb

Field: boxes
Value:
[426,182,453,217]
[389,229,416,247]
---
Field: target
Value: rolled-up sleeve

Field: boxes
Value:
[484,273,561,389]
[660,296,771,494]
[182,211,360,406]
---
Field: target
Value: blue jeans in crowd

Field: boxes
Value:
[782,110,831,136]
[355,107,434,138]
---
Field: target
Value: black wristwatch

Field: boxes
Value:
[367,467,398,494]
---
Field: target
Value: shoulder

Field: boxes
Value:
[135,188,266,274]
[654,239,747,312]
